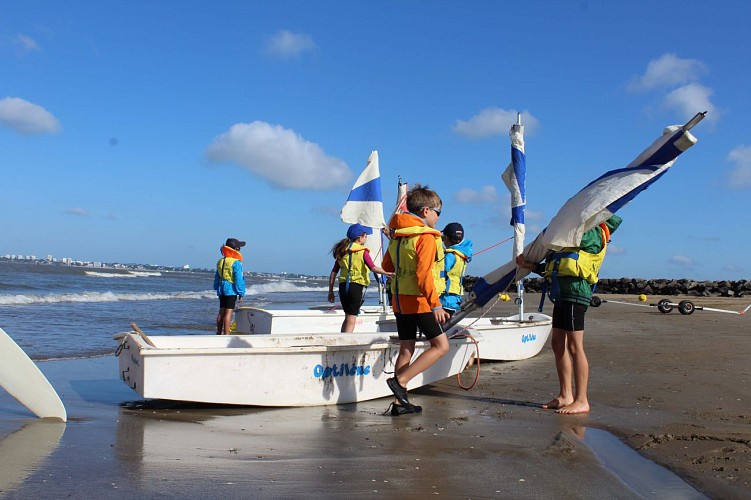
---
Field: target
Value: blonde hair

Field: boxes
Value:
[406,184,441,214]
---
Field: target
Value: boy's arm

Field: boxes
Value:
[233,261,246,298]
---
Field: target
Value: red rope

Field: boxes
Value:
[453,333,480,390]
[474,236,514,256]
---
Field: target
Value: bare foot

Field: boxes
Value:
[556,401,590,414]
[542,397,572,409]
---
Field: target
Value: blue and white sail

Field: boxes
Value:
[502,114,526,261]
[461,112,706,313]
[340,150,386,264]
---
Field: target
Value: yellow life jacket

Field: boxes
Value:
[217,256,239,283]
[444,248,469,295]
[337,242,370,286]
[387,226,445,296]
[544,224,610,285]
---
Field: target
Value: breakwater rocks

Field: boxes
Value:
[464,277,750,297]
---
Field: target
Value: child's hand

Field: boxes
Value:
[433,307,450,324]
[327,291,335,303]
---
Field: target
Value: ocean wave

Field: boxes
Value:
[85,270,162,278]
[0,281,328,306]
[0,290,216,305]
[249,281,327,294]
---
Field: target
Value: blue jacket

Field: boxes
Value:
[440,239,473,311]
[213,256,246,297]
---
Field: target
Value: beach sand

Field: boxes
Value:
[0,294,748,498]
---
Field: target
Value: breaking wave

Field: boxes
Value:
[84,271,162,278]
[0,290,216,305]
[0,282,328,306]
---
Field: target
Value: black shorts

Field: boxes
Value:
[339,282,365,316]
[395,312,444,341]
[219,295,238,310]
[552,301,588,331]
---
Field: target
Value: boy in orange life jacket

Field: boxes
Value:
[382,185,450,415]
[213,238,247,335]
[327,223,393,333]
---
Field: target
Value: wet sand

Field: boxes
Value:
[0,294,748,498]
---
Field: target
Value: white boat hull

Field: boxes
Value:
[234,305,394,335]
[234,306,551,362]
[115,332,476,407]
[455,313,552,361]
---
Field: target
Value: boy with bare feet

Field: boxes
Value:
[516,215,622,414]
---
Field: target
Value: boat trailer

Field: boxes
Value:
[589,296,751,316]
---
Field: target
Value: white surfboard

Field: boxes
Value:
[0,327,67,421]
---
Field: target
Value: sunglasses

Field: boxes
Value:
[425,207,441,217]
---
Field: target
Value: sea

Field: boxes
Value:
[0,260,384,361]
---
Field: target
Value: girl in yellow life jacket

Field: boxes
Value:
[327,223,393,333]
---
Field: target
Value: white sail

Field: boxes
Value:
[462,113,705,313]
[340,150,386,264]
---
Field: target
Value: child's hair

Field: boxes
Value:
[406,184,442,214]
[331,238,350,260]
[443,234,462,246]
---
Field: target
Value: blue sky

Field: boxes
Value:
[1,1,749,280]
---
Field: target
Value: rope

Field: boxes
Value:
[474,236,514,256]
[449,332,480,390]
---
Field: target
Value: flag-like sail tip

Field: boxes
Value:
[340,151,385,228]
[465,116,705,311]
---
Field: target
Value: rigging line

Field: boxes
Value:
[474,236,514,256]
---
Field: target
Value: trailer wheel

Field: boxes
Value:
[657,299,673,313]
[590,296,602,307]
[678,300,695,315]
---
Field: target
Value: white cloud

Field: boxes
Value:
[628,53,706,91]
[13,34,40,53]
[454,185,499,204]
[727,145,751,189]
[65,208,89,217]
[205,121,352,190]
[453,108,539,140]
[668,255,697,269]
[662,83,718,123]
[607,244,624,255]
[0,97,61,134]
[264,30,316,58]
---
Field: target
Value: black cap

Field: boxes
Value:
[442,222,464,242]
[225,238,246,250]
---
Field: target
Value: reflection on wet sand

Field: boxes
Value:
[0,420,66,493]
[578,426,707,499]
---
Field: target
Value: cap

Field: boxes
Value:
[346,223,373,240]
[225,238,246,250]
[442,222,464,242]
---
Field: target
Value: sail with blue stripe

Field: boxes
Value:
[466,113,706,309]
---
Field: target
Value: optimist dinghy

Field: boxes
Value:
[114,329,476,406]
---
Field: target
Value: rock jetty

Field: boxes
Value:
[464,277,749,297]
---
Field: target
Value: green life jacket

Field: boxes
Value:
[541,223,610,306]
